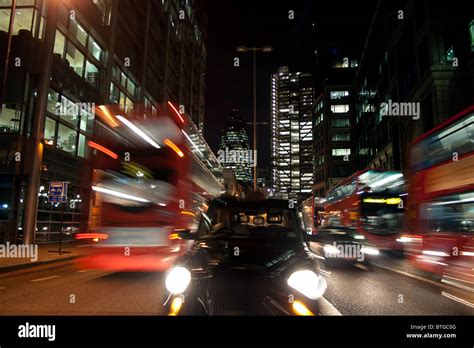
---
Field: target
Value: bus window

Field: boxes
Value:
[422,193,474,233]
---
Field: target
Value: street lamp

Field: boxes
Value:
[235,45,273,191]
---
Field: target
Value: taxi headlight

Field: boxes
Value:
[287,270,327,300]
[165,266,191,294]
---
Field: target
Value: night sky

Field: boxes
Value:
[203,0,377,169]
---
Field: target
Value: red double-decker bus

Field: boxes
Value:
[76,104,223,271]
[299,195,324,235]
[400,105,474,293]
[323,169,406,251]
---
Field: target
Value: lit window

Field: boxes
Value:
[54,30,66,57]
[57,124,77,155]
[126,79,137,98]
[332,149,351,157]
[8,7,34,34]
[109,83,120,104]
[330,91,350,100]
[85,60,99,88]
[331,118,350,128]
[315,113,324,126]
[47,89,59,114]
[44,117,56,145]
[88,36,102,61]
[78,134,87,158]
[70,19,88,46]
[80,108,94,133]
[446,46,455,63]
[331,105,350,113]
[59,96,78,127]
[0,104,21,133]
[66,42,85,76]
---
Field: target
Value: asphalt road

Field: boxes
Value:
[0,261,166,315]
[0,258,473,315]
[323,262,474,315]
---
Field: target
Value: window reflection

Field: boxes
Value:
[12,8,34,33]
[85,60,99,88]
[66,43,85,76]
[44,117,56,145]
[0,104,21,133]
[47,90,59,114]
[57,124,77,155]
[70,19,88,46]
[78,134,87,158]
[54,29,66,57]
[88,36,103,61]
[59,97,79,128]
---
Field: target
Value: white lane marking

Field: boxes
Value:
[30,275,60,282]
[319,297,342,316]
[441,277,474,292]
[441,291,474,308]
[354,263,370,271]
[370,262,454,291]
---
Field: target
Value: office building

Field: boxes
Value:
[0,0,209,243]
[217,109,253,185]
[271,66,315,200]
[353,0,474,171]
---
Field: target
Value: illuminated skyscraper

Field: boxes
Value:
[218,109,253,185]
[271,66,315,199]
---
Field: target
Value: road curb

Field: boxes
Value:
[0,255,82,275]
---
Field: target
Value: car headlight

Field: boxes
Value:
[165,266,191,294]
[360,246,379,255]
[287,270,327,300]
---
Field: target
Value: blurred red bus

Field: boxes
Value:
[76,104,223,271]
[323,169,406,250]
[401,105,474,291]
[299,195,324,235]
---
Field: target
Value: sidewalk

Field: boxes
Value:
[0,241,87,274]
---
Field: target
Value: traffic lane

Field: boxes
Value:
[0,262,167,315]
[323,262,474,315]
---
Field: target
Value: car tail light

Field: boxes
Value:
[75,233,109,241]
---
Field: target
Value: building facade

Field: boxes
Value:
[217,109,253,185]
[271,66,315,200]
[0,0,208,243]
[353,0,474,172]
[312,63,357,198]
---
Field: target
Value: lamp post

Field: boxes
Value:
[235,45,273,191]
